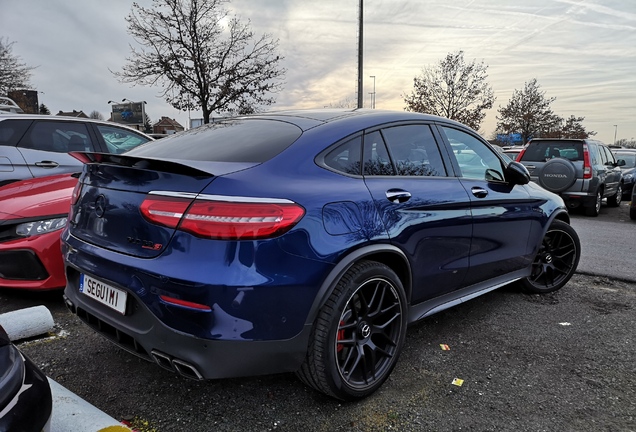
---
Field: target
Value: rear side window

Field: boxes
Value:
[127,119,303,163]
[0,119,31,146]
[324,136,362,175]
[18,121,95,153]
[521,141,583,162]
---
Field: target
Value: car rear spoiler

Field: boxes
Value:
[69,152,258,178]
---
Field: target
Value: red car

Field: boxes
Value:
[0,173,77,290]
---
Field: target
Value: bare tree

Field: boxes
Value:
[0,37,35,96]
[404,51,495,130]
[496,79,562,144]
[615,138,636,148]
[114,0,286,124]
[89,110,104,120]
[326,96,358,109]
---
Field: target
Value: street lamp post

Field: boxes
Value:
[613,124,618,145]
[369,75,376,109]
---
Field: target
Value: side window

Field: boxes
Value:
[323,136,362,175]
[0,119,31,146]
[363,131,395,176]
[441,126,505,181]
[381,125,447,177]
[19,121,94,153]
[598,145,608,165]
[602,146,615,165]
[96,125,152,154]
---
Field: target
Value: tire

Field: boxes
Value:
[584,190,602,217]
[297,260,407,400]
[630,205,636,221]
[607,183,622,207]
[520,220,581,294]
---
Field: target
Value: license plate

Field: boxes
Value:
[79,274,127,315]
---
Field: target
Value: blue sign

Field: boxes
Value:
[497,133,523,143]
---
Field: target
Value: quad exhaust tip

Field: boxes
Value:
[151,349,203,380]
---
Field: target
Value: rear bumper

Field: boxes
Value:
[63,285,312,380]
[559,191,597,208]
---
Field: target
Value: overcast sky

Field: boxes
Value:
[2,0,634,143]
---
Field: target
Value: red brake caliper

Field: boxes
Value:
[337,320,345,352]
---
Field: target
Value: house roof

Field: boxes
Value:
[153,116,184,129]
[57,110,89,118]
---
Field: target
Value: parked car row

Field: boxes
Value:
[0,112,154,294]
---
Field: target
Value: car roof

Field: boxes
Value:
[232,109,472,133]
[528,138,605,146]
[0,113,153,137]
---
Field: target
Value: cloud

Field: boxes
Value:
[1,0,634,142]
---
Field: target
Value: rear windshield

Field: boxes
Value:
[127,119,302,163]
[521,141,584,162]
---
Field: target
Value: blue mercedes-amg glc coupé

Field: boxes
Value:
[61,109,580,400]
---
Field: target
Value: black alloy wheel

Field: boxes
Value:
[520,220,581,294]
[297,260,407,400]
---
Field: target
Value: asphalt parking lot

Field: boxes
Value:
[1,202,635,431]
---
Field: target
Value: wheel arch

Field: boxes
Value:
[305,244,412,327]
[540,208,571,239]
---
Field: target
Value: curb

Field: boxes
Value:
[0,305,55,341]
[49,378,132,432]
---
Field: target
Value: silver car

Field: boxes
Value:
[0,114,153,186]
[518,138,623,216]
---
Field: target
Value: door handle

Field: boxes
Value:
[386,189,412,203]
[35,161,60,168]
[471,186,488,198]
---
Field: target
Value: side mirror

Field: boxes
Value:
[505,161,530,185]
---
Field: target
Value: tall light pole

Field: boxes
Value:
[357,0,363,109]
[613,124,618,145]
[369,75,376,109]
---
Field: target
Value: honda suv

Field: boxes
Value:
[518,138,624,216]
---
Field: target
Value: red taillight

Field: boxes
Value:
[140,195,305,240]
[70,181,82,205]
[516,147,526,162]
[582,143,592,179]
[180,200,305,240]
[140,195,192,228]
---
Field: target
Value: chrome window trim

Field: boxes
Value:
[149,191,294,204]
